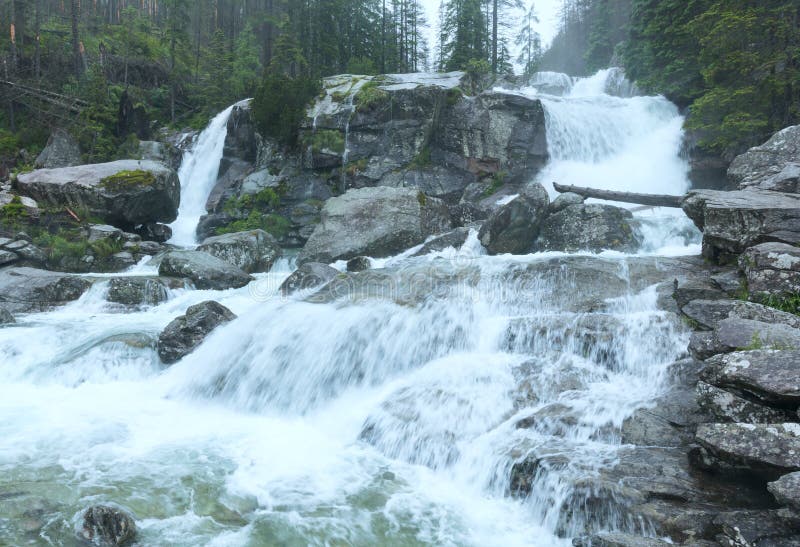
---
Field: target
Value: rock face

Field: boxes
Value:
[702,350,800,407]
[682,189,800,263]
[478,182,549,254]
[537,204,638,252]
[34,128,81,169]
[680,299,800,331]
[17,160,180,228]
[707,317,800,354]
[198,230,281,274]
[728,125,800,192]
[279,262,339,296]
[299,187,452,263]
[79,505,136,546]
[694,423,800,478]
[158,251,253,290]
[106,277,173,307]
[0,267,92,313]
[740,242,800,298]
[768,472,800,511]
[412,227,471,256]
[157,301,236,364]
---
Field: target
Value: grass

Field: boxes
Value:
[100,169,156,191]
[483,171,508,197]
[354,80,390,112]
[304,130,345,155]
[216,211,291,239]
[754,292,800,316]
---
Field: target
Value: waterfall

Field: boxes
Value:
[168,104,236,247]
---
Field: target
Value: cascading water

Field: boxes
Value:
[168,103,237,247]
[0,70,701,546]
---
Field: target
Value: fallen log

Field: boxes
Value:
[553,182,684,208]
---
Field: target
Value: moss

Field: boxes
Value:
[483,171,508,197]
[408,147,432,169]
[100,169,156,192]
[216,211,291,239]
[345,158,368,176]
[354,80,390,112]
[331,91,348,103]
[417,192,428,207]
[1,196,28,225]
[446,87,464,106]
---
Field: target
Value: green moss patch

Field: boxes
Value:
[305,130,345,155]
[354,80,390,112]
[216,211,291,239]
[100,169,156,192]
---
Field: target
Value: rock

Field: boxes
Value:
[34,128,81,169]
[412,227,471,256]
[0,249,18,267]
[697,381,794,423]
[673,279,727,311]
[346,256,371,273]
[688,331,717,360]
[106,277,172,307]
[0,307,14,324]
[537,203,638,253]
[741,242,800,298]
[0,191,39,216]
[79,505,136,546]
[299,187,452,264]
[694,423,800,478]
[702,350,800,407]
[728,125,800,192]
[712,510,800,547]
[137,140,181,170]
[135,222,172,243]
[0,267,92,313]
[549,192,584,213]
[478,182,550,255]
[87,224,124,243]
[681,299,800,331]
[768,472,800,511]
[710,317,800,354]
[195,212,235,241]
[17,160,181,228]
[682,189,800,263]
[158,251,253,290]
[198,230,281,274]
[157,301,236,364]
[572,533,672,547]
[279,262,340,296]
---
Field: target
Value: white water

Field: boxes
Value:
[0,70,700,546]
[168,104,236,247]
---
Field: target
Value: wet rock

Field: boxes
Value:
[478,182,550,255]
[79,505,136,546]
[198,230,281,274]
[740,242,800,298]
[279,262,339,296]
[412,227,471,256]
[572,533,672,547]
[137,140,181,170]
[688,331,717,360]
[673,278,727,311]
[158,250,253,290]
[299,187,452,264]
[537,204,638,253]
[681,299,800,331]
[712,509,800,547]
[709,317,800,354]
[106,277,173,307]
[195,212,234,241]
[0,267,92,313]
[549,192,584,213]
[135,222,172,243]
[696,381,794,423]
[34,128,80,169]
[17,160,181,228]
[768,472,800,511]
[346,256,371,273]
[682,189,800,263]
[702,350,800,407]
[693,423,800,478]
[157,301,236,364]
[87,224,124,243]
[0,307,14,324]
[728,125,800,192]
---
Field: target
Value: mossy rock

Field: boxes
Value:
[100,169,156,192]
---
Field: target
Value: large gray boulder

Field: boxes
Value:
[34,128,81,169]
[702,350,800,407]
[478,182,549,255]
[681,299,800,331]
[728,125,800,192]
[79,505,136,546]
[106,277,175,307]
[0,267,92,313]
[740,242,800,298]
[768,472,800,511]
[299,187,452,264]
[198,230,281,274]
[157,301,236,364]
[694,423,800,477]
[682,189,800,263]
[158,251,253,290]
[709,317,800,354]
[17,160,180,228]
[537,203,638,253]
[696,381,794,424]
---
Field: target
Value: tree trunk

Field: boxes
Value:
[34,0,42,79]
[553,182,684,208]
[492,0,498,74]
[71,0,82,79]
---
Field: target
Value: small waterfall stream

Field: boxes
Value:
[0,70,701,546]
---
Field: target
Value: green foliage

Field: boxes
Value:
[417,192,428,207]
[446,88,464,106]
[441,0,489,71]
[305,130,346,155]
[100,170,156,191]
[408,146,432,169]
[223,186,285,215]
[0,196,28,227]
[483,171,508,197]
[216,211,291,239]
[354,81,390,112]
[754,292,800,316]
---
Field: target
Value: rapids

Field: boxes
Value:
[0,71,701,546]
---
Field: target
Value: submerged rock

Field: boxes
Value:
[728,125,800,192]
[537,203,638,253]
[106,277,174,307]
[0,307,14,324]
[279,262,339,296]
[412,227,472,256]
[158,250,253,290]
[345,256,371,273]
[79,505,136,546]
[478,182,549,255]
[0,267,92,313]
[299,187,452,264]
[17,160,180,228]
[157,301,236,364]
[198,229,281,274]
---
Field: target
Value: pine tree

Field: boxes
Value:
[516,2,542,78]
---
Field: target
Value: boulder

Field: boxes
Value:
[135,222,172,243]
[0,250,18,267]
[137,140,181,170]
[728,125,800,192]
[712,510,800,547]
[87,224,124,243]
[702,350,800,407]
[693,423,800,477]
[79,505,136,546]
[158,250,253,290]
[34,128,81,169]
[412,227,471,256]
[0,307,14,324]
[0,267,92,313]
[549,192,584,213]
[299,187,452,264]
[740,242,800,298]
[696,381,794,423]
[709,317,800,354]
[106,277,173,307]
[478,182,550,255]
[346,256,371,273]
[537,203,638,253]
[157,301,236,364]
[279,262,340,296]
[1,239,47,266]
[768,472,800,511]
[681,299,800,331]
[17,160,180,228]
[198,230,281,274]
[682,189,800,263]
[673,279,727,311]
[572,533,672,547]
